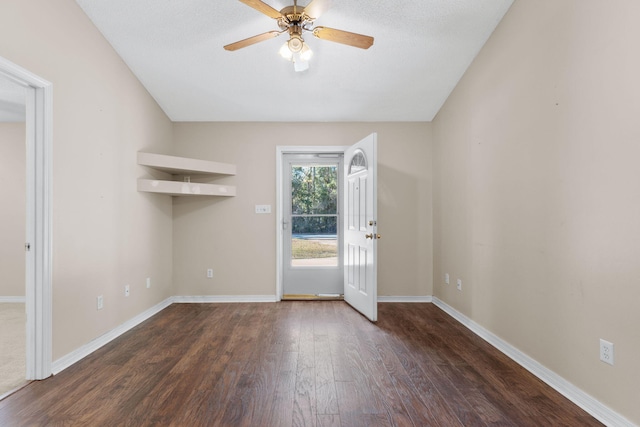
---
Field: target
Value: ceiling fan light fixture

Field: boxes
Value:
[287,35,304,53]
[294,59,309,72]
[279,37,312,70]
[279,42,293,60]
[300,43,313,61]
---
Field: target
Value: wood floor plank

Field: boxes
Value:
[0,302,604,427]
[316,413,341,427]
[264,350,299,427]
[383,334,466,426]
[332,338,384,415]
[335,381,392,427]
[292,321,317,427]
[375,337,442,426]
[363,358,417,426]
[314,334,339,415]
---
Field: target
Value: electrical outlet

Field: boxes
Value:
[125,284,130,297]
[207,269,213,278]
[456,279,462,291]
[97,295,104,310]
[146,277,151,289]
[445,273,450,285]
[600,339,614,365]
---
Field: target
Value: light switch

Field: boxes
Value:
[255,205,271,214]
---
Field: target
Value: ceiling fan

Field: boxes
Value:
[224,0,374,71]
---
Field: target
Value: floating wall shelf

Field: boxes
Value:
[137,152,236,197]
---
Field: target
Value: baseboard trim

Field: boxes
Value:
[173,295,278,303]
[431,297,635,427]
[51,297,174,375]
[0,296,26,303]
[378,296,432,303]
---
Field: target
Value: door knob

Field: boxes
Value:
[365,233,373,239]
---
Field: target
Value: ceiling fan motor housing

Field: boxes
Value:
[288,35,304,52]
[279,5,312,26]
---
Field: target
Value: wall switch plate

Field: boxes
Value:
[124,284,130,297]
[445,273,450,285]
[97,295,104,310]
[146,277,151,288]
[600,339,614,365]
[207,269,213,278]
[456,279,462,291]
[255,205,271,214]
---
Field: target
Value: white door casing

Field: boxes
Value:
[0,56,53,380]
[343,133,378,321]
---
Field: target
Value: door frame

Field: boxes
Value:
[275,146,348,301]
[0,56,53,380]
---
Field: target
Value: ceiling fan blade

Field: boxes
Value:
[238,0,283,19]
[224,31,282,51]
[312,26,374,49]
[303,0,332,20]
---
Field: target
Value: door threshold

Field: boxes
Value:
[282,294,344,301]
[0,380,32,401]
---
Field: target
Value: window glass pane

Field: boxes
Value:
[291,165,338,215]
[292,215,337,235]
[289,163,338,267]
[291,216,337,267]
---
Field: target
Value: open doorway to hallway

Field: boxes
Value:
[0,54,53,387]
[0,74,27,397]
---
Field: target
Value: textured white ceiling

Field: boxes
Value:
[75,0,513,122]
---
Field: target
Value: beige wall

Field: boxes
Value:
[0,123,25,297]
[0,0,174,359]
[433,0,640,423]
[172,122,433,298]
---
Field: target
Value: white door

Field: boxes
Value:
[343,133,378,321]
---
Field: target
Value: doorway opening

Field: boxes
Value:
[0,56,53,388]
[0,103,26,396]
[276,146,347,300]
[281,153,344,299]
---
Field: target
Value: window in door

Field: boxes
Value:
[290,163,339,267]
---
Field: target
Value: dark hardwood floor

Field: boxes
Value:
[0,302,602,426]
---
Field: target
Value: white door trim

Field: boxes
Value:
[0,56,53,379]
[275,146,348,301]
